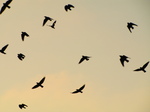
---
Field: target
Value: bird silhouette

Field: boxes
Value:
[64,4,74,11]
[47,20,56,29]
[134,61,149,73]
[72,84,85,94]
[119,55,129,67]
[0,0,12,14]
[21,32,29,41]
[127,22,138,33]
[17,53,25,61]
[19,104,28,109]
[43,16,53,26]
[32,77,45,89]
[0,44,8,54]
[79,55,91,64]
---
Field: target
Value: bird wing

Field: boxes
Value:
[142,61,149,69]
[43,18,48,26]
[22,104,28,107]
[19,104,23,109]
[78,84,85,91]
[17,54,22,60]
[39,77,45,84]
[53,20,56,25]
[21,33,25,41]
[134,68,141,71]
[0,5,6,14]
[68,4,74,8]
[85,56,91,58]
[130,22,138,26]
[120,58,124,67]
[64,5,68,11]
[127,26,132,33]
[25,32,29,37]
[78,57,85,64]
[5,0,12,5]
[1,44,8,51]
[32,84,39,89]
[72,90,79,94]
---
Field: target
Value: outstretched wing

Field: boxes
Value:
[22,104,28,107]
[21,33,25,41]
[72,90,79,94]
[64,5,68,11]
[0,5,6,14]
[24,32,29,37]
[5,0,13,5]
[120,58,125,67]
[127,25,132,33]
[43,18,48,26]
[53,20,56,25]
[142,61,149,69]
[1,44,8,51]
[32,84,39,89]
[130,22,138,26]
[39,77,45,85]
[68,4,74,8]
[78,57,85,64]
[19,104,23,109]
[85,56,91,60]
[78,84,85,91]
[134,68,141,71]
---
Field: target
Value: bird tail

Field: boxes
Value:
[1,52,6,54]
[7,6,11,8]
[80,91,83,93]
[143,69,146,73]
[40,85,44,88]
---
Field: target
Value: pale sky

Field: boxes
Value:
[0,0,150,112]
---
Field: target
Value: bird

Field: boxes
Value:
[119,55,129,67]
[64,4,74,11]
[71,84,85,94]
[47,20,56,29]
[127,22,138,33]
[0,0,13,14]
[79,55,91,64]
[18,104,28,109]
[0,44,9,54]
[134,61,149,73]
[43,16,53,26]
[17,53,25,61]
[21,32,29,41]
[32,77,46,89]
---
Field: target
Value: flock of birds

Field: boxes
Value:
[0,0,149,110]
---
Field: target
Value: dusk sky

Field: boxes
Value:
[0,0,150,112]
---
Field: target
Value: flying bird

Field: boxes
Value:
[127,22,138,33]
[64,4,74,11]
[17,53,25,61]
[119,55,129,67]
[43,16,53,26]
[21,32,29,41]
[134,61,149,73]
[72,84,85,94]
[79,55,91,64]
[0,44,9,54]
[47,20,56,29]
[19,104,28,109]
[0,0,13,14]
[32,77,46,89]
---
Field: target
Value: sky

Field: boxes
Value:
[0,0,150,112]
